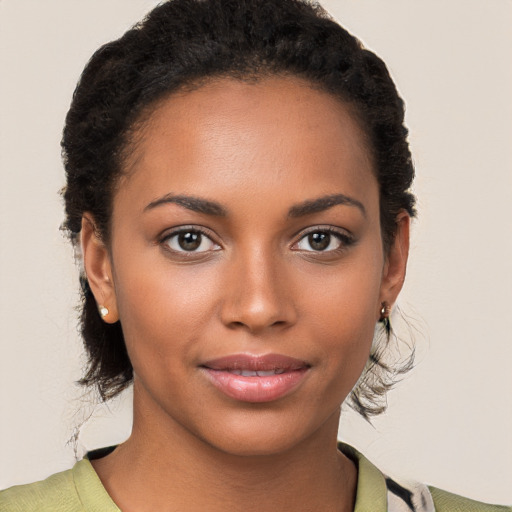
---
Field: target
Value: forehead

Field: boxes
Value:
[118,76,378,217]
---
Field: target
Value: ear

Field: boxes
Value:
[81,214,119,323]
[379,210,410,313]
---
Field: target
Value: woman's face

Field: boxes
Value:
[84,76,408,456]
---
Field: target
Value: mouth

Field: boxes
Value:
[224,369,287,376]
[200,354,311,403]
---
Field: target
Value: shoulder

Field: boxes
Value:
[0,465,83,512]
[0,457,119,512]
[429,486,511,512]
[338,442,510,512]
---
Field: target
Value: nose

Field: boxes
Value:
[220,246,297,334]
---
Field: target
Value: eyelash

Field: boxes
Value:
[293,226,355,254]
[158,225,355,256]
[159,226,221,255]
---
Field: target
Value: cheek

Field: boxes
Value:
[112,255,223,371]
[301,252,383,382]
[307,302,377,407]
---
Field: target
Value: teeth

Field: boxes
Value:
[255,370,275,376]
[229,369,285,376]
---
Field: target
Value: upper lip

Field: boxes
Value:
[201,353,310,372]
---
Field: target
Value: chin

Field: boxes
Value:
[189,406,340,458]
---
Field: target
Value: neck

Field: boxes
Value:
[92,384,357,512]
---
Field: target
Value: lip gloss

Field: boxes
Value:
[200,353,310,403]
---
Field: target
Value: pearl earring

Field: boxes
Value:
[379,302,391,319]
[379,301,391,335]
[98,305,109,318]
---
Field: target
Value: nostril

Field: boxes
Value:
[219,272,298,332]
[226,319,289,332]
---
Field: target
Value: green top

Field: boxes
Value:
[1,444,509,511]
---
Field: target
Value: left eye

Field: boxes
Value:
[295,231,345,252]
[164,230,219,253]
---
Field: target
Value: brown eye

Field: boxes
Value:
[164,230,220,253]
[296,230,348,252]
[178,232,201,251]
[308,232,330,251]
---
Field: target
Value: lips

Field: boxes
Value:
[200,354,310,403]
[227,369,286,376]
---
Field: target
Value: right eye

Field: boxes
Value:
[162,229,220,253]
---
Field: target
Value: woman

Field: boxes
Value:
[0,0,509,510]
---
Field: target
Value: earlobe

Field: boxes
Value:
[379,211,410,314]
[81,214,119,324]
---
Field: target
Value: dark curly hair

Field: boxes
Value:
[62,0,416,419]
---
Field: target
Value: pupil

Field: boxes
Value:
[309,232,330,251]
[178,232,201,251]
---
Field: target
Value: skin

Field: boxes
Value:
[82,76,410,512]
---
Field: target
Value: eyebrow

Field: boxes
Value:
[288,194,366,218]
[144,192,365,218]
[144,194,227,216]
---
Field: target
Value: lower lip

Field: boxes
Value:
[202,368,309,403]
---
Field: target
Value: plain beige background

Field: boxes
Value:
[1,0,511,505]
